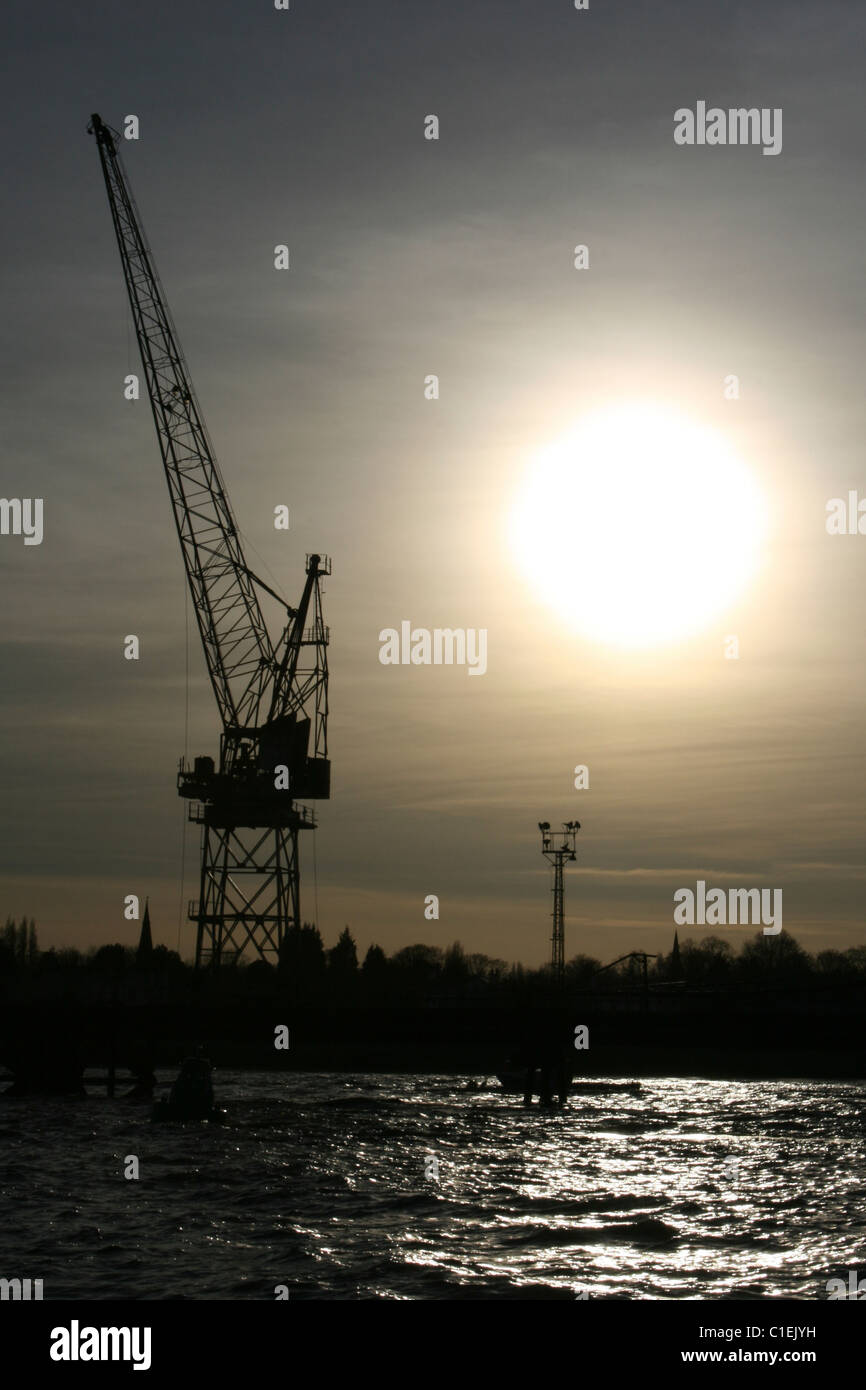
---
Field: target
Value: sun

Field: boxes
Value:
[508,402,767,648]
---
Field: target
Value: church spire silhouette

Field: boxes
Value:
[137,898,153,963]
[670,929,682,980]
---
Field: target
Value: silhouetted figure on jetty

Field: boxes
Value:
[498,1036,572,1106]
[522,1045,571,1107]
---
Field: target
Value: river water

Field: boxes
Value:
[1,1073,863,1300]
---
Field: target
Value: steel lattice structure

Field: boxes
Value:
[537,821,580,983]
[89,114,330,968]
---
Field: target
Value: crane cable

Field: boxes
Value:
[125,277,191,960]
[176,582,191,955]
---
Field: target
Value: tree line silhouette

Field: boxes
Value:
[2,916,865,1005]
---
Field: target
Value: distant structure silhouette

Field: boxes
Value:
[537,821,580,983]
[89,114,330,970]
[136,899,153,965]
[152,1057,224,1123]
[669,930,682,980]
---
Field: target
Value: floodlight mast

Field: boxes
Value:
[538,821,580,983]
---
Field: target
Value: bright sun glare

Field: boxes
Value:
[509,403,767,648]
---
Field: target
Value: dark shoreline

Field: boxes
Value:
[2,999,865,1087]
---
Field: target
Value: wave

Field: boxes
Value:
[505,1217,678,1246]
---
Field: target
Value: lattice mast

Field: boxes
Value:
[89,113,330,967]
[538,821,580,982]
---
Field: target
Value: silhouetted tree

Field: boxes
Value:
[89,944,133,973]
[443,942,469,983]
[149,944,184,973]
[737,930,811,986]
[328,926,358,976]
[466,953,508,984]
[0,936,15,975]
[56,948,84,969]
[360,943,389,1002]
[815,949,853,981]
[279,921,327,996]
[565,953,602,986]
[844,946,866,977]
[362,944,387,976]
[390,944,444,999]
[678,936,734,986]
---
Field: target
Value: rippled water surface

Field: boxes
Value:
[2,1074,864,1299]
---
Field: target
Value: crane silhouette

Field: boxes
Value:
[88,114,330,968]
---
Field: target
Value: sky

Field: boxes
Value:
[1,0,865,966]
